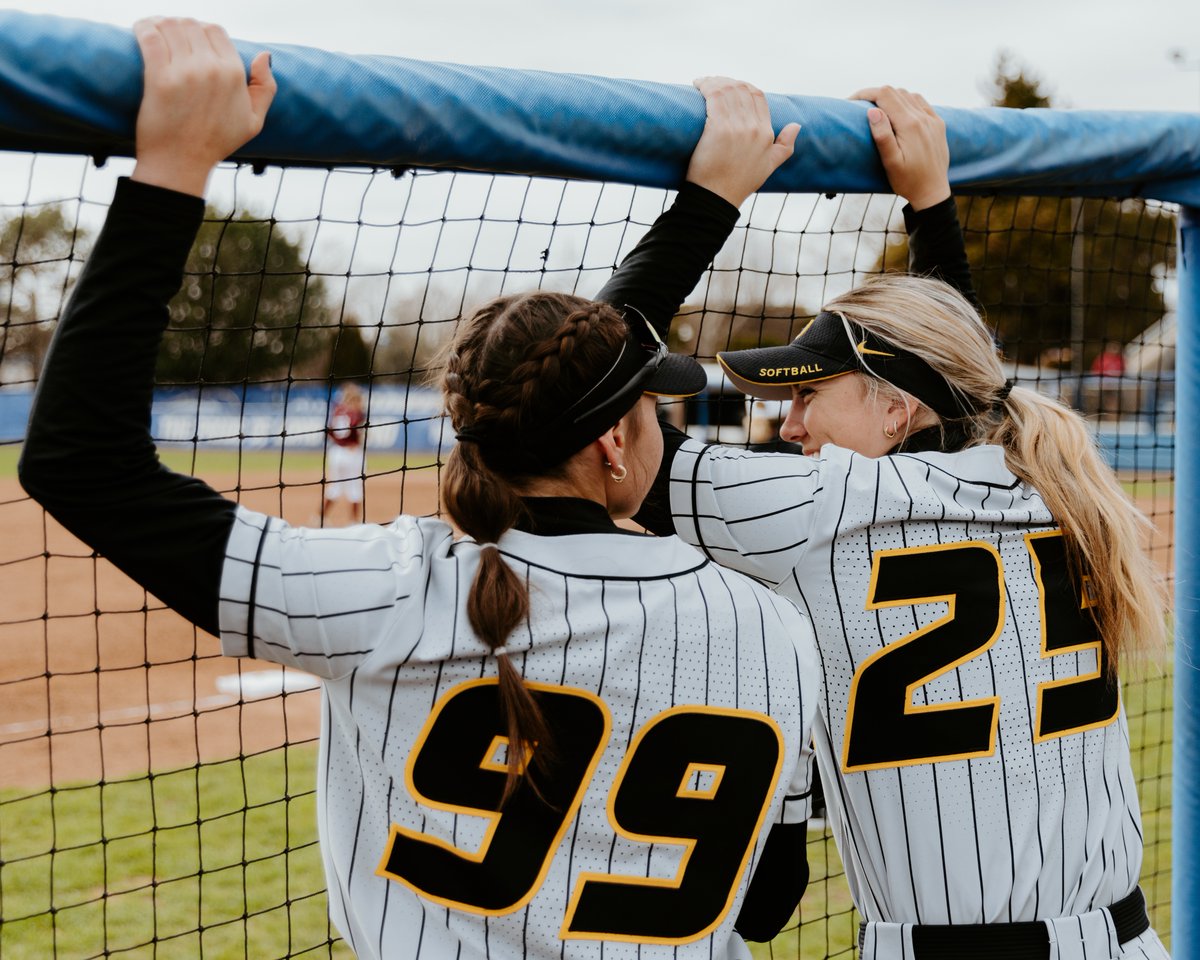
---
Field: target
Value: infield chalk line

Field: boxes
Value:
[0,669,320,739]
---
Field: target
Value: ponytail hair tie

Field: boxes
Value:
[491,646,510,658]
[455,424,483,443]
[995,378,1015,403]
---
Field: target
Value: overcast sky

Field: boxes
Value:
[16,0,1200,113]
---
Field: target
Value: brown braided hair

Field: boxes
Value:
[440,291,629,801]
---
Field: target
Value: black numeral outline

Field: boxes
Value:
[561,704,785,945]
[842,536,1122,773]
[842,541,1005,772]
[1027,531,1120,741]
[375,677,611,916]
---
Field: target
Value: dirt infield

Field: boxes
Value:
[0,466,441,789]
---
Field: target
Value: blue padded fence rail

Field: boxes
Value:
[1,11,1199,204]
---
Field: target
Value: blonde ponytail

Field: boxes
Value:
[987,386,1167,670]
[824,274,1168,670]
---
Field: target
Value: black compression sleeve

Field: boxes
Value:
[596,181,741,338]
[735,821,810,941]
[19,178,236,636]
[903,197,981,313]
[594,183,738,534]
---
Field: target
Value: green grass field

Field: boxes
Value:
[0,745,857,960]
[1122,478,1175,499]
[0,748,352,960]
[0,443,22,477]
[1123,666,1174,941]
[0,669,1173,959]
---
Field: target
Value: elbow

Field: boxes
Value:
[734,891,802,942]
[18,394,54,500]
[18,425,79,513]
[18,443,64,514]
[735,916,793,944]
[17,438,48,503]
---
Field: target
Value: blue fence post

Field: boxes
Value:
[1174,206,1200,956]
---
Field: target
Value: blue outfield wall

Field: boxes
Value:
[150,385,451,453]
[1,11,1199,204]
[1094,431,1176,474]
[0,385,451,455]
[0,385,1178,471]
[150,385,453,453]
[0,389,32,446]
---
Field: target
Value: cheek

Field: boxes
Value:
[834,400,889,454]
[644,405,664,466]
[809,402,860,446]
[628,401,660,469]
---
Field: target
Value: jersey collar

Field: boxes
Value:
[516,496,629,536]
[894,421,972,454]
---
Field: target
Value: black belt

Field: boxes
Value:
[858,887,1150,960]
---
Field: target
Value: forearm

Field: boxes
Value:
[597,182,740,338]
[19,178,235,635]
[904,197,980,312]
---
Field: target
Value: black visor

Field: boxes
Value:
[463,306,706,474]
[557,307,707,431]
[717,311,981,420]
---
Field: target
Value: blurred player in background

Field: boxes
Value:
[602,86,1168,958]
[323,382,366,524]
[19,19,821,959]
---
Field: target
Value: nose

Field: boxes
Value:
[779,404,807,445]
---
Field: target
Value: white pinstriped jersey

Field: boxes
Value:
[666,438,1148,928]
[218,506,819,960]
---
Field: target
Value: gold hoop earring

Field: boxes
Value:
[883,422,898,439]
[609,463,628,483]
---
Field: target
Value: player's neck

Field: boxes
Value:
[515,496,622,535]
[894,421,971,455]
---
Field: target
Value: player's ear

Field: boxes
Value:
[606,407,637,452]
[884,393,917,431]
[595,427,622,466]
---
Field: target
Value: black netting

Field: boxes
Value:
[0,155,1175,957]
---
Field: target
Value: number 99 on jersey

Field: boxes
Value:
[376,678,785,944]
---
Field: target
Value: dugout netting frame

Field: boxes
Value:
[0,10,1196,960]
[1173,208,1198,950]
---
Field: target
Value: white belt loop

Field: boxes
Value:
[858,920,915,960]
[1043,905,1120,960]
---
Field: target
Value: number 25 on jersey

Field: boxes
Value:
[376,678,785,944]
[842,532,1119,772]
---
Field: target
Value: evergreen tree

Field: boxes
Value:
[158,211,338,383]
[874,55,1175,366]
[0,206,91,381]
